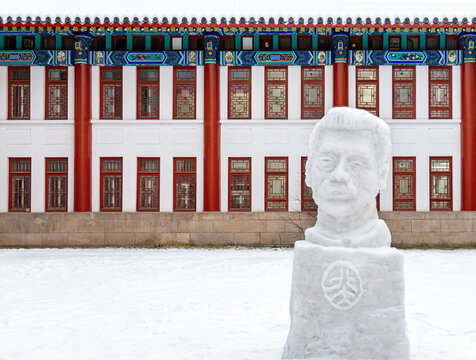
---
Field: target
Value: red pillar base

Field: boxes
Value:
[461,62,476,210]
[333,62,349,107]
[203,63,220,211]
[74,63,92,212]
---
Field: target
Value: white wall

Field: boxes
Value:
[0,64,463,213]
[0,66,75,212]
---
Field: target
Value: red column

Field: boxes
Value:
[333,62,348,107]
[74,63,92,212]
[461,62,476,210]
[203,62,220,211]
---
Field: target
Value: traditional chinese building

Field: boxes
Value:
[0,16,475,246]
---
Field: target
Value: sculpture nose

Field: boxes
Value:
[330,161,349,183]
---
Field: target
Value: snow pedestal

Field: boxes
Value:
[282,240,410,360]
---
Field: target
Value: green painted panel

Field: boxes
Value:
[272,34,279,50]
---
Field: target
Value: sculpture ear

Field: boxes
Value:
[305,157,313,188]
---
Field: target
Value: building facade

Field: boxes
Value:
[0,16,475,222]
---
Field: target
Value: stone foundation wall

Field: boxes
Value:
[0,211,475,248]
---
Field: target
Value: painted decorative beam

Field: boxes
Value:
[90,51,203,65]
[349,50,462,65]
[0,50,73,65]
[219,51,333,66]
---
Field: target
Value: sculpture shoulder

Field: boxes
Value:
[305,219,391,248]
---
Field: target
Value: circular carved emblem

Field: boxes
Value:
[224,51,234,64]
[188,51,197,64]
[354,50,364,63]
[321,261,363,310]
[448,50,457,63]
[56,51,66,64]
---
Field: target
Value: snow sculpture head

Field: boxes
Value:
[305,107,392,248]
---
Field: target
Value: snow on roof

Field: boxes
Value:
[1,0,476,26]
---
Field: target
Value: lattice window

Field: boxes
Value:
[174,158,196,211]
[301,67,324,119]
[137,67,159,119]
[265,67,287,119]
[228,67,251,119]
[137,158,160,211]
[430,157,452,210]
[429,67,452,119]
[393,67,415,119]
[45,158,68,211]
[100,68,122,119]
[229,158,251,211]
[100,158,122,211]
[265,157,288,211]
[8,67,30,120]
[9,158,31,212]
[393,157,416,210]
[356,66,379,115]
[46,68,68,119]
[174,67,196,119]
[301,157,317,211]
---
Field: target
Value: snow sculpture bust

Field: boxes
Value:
[305,107,391,248]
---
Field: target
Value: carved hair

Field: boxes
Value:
[306,107,392,190]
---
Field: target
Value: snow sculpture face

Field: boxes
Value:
[306,107,391,243]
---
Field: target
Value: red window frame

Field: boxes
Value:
[279,36,292,50]
[112,36,127,51]
[151,36,165,51]
[173,67,196,119]
[62,35,75,50]
[228,67,252,119]
[259,35,273,50]
[228,157,251,211]
[132,36,146,51]
[45,67,68,120]
[301,157,317,211]
[265,157,288,211]
[188,35,204,51]
[301,66,325,119]
[265,66,288,119]
[297,35,312,50]
[41,36,56,50]
[368,35,383,50]
[173,157,196,212]
[8,66,30,120]
[8,158,31,212]
[220,35,235,51]
[426,35,440,50]
[100,157,123,212]
[45,158,68,212]
[100,67,122,119]
[429,66,452,119]
[407,36,420,50]
[137,157,160,212]
[393,157,416,211]
[356,66,379,116]
[445,35,459,50]
[429,157,452,211]
[137,67,160,119]
[393,66,416,119]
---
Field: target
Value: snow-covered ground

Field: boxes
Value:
[0,248,474,360]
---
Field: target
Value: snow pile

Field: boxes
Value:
[0,248,474,359]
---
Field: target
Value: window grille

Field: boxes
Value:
[430,157,452,210]
[229,158,251,211]
[100,68,122,119]
[356,66,379,115]
[228,67,251,119]
[393,67,415,119]
[100,158,122,211]
[46,158,68,211]
[265,67,288,119]
[8,67,30,120]
[174,67,196,119]
[46,67,68,119]
[174,158,196,211]
[297,35,312,50]
[9,158,31,212]
[137,158,160,211]
[301,157,317,211]
[137,67,159,119]
[393,157,416,210]
[301,66,324,119]
[429,67,452,119]
[265,157,288,211]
